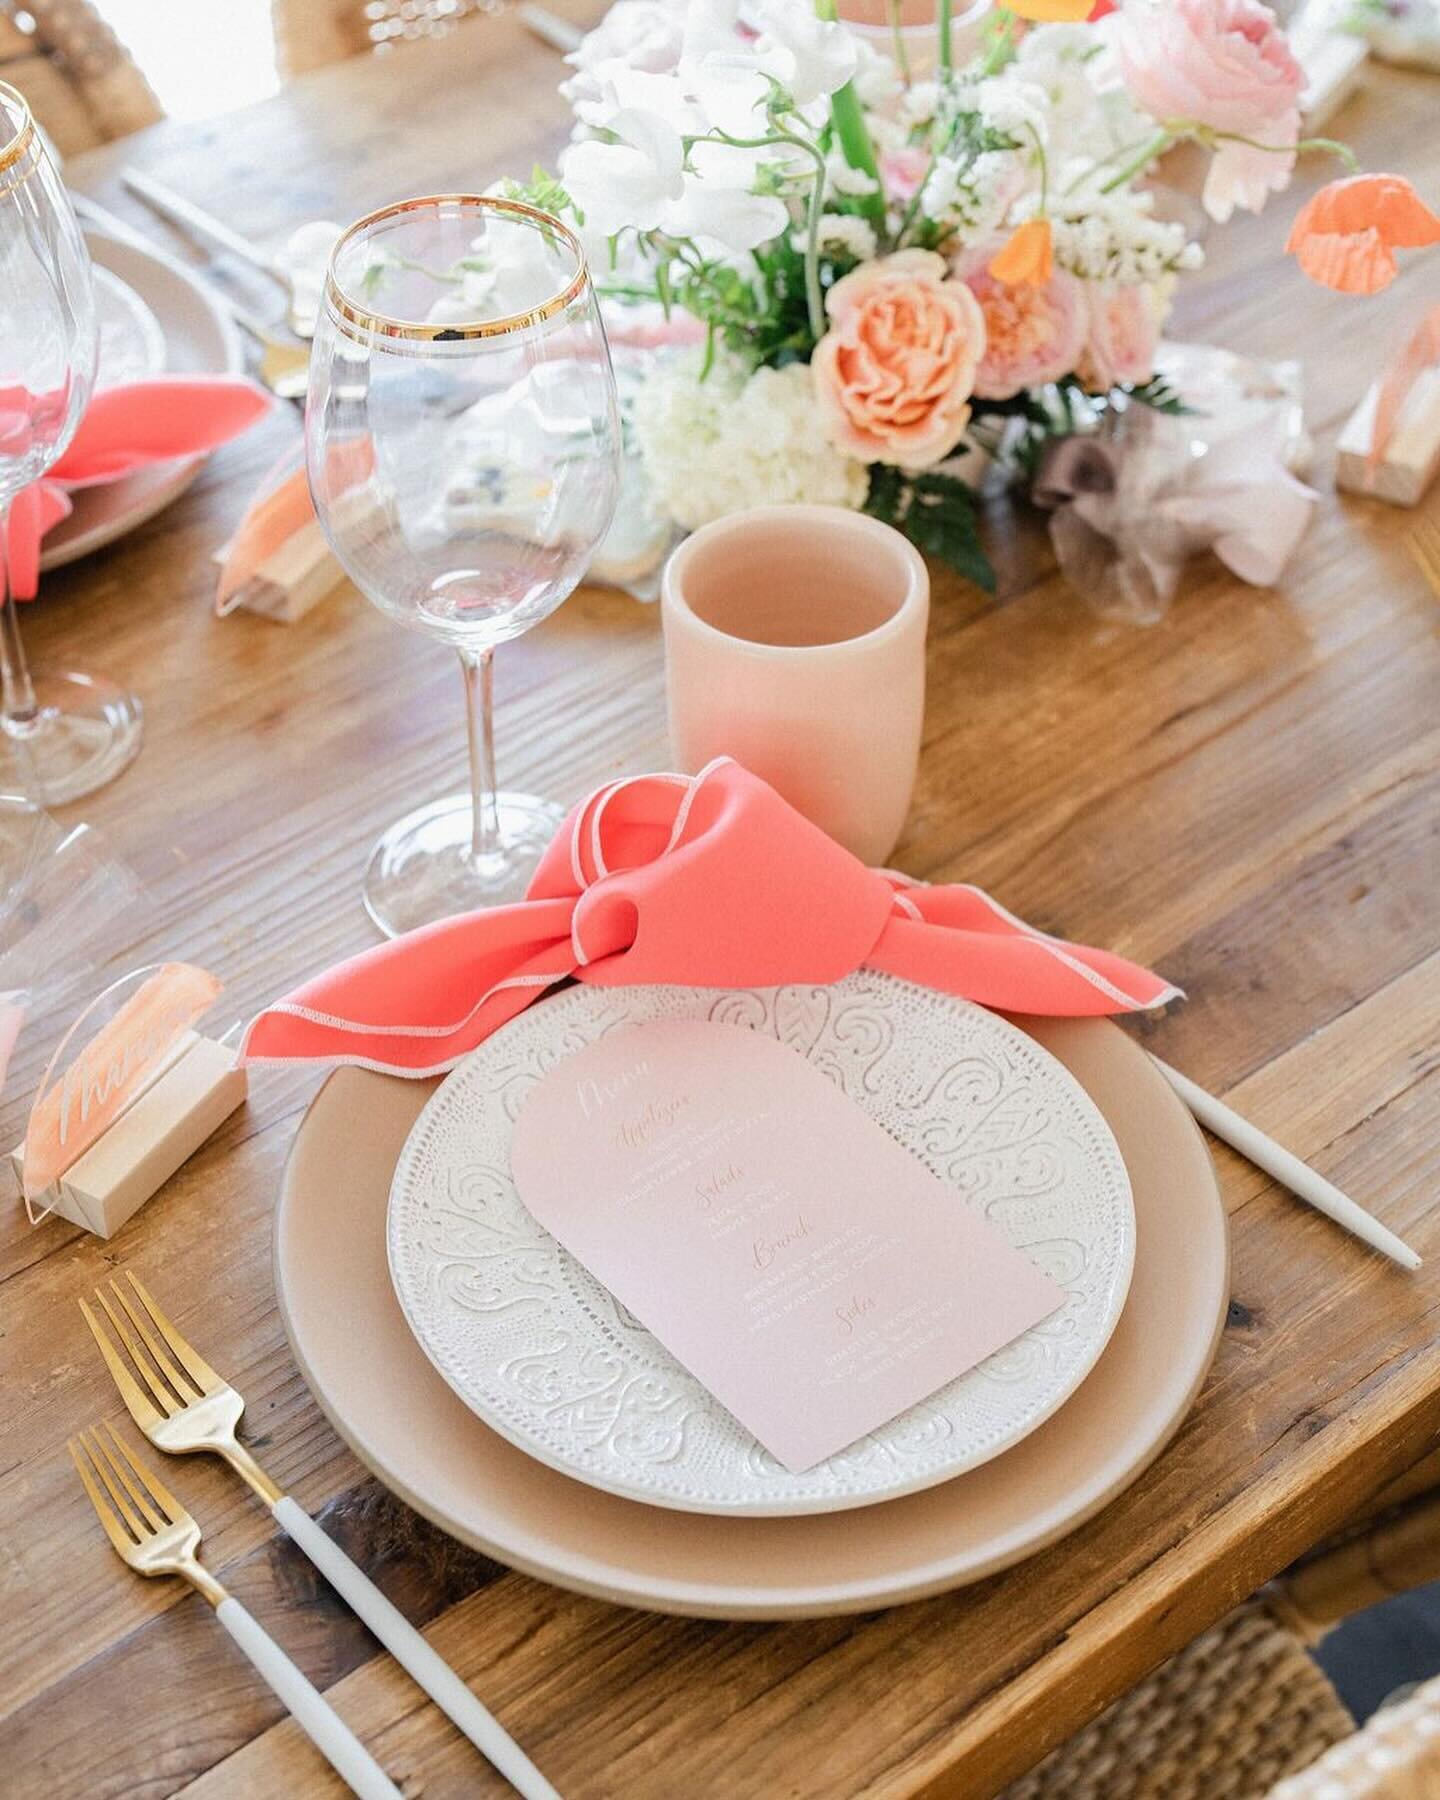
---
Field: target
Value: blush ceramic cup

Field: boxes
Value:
[661,505,929,867]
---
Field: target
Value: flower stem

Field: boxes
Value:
[1097,127,1172,194]
[938,0,953,71]
[1208,127,1359,170]
[813,0,886,231]
[705,126,830,338]
[887,0,911,82]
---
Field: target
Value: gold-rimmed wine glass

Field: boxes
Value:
[306,194,621,936]
[0,79,143,804]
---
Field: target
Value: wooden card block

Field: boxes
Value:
[1336,368,1440,506]
[215,519,346,623]
[12,1034,246,1238]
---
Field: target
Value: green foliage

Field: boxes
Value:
[1123,374,1197,416]
[866,467,996,593]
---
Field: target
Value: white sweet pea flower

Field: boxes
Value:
[747,0,858,107]
[561,105,787,251]
[561,108,687,237]
[560,0,688,107]
[576,67,707,137]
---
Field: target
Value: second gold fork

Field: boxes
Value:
[82,1271,558,1800]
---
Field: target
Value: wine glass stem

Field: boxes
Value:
[0,502,40,730]
[459,644,502,864]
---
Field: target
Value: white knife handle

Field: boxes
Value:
[273,1496,560,1800]
[214,1596,402,1800]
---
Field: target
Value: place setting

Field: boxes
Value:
[4,1,1438,1795]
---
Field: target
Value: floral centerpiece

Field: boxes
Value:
[500,0,1439,591]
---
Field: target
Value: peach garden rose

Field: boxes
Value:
[812,250,987,469]
[1077,282,1163,391]
[958,251,1089,401]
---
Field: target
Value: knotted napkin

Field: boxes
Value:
[242,759,1179,1076]
[5,376,272,599]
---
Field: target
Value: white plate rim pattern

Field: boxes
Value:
[386,971,1137,1517]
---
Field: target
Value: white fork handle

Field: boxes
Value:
[215,1596,402,1800]
[273,1496,560,1800]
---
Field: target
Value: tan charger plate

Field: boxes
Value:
[275,1012,1229,1619]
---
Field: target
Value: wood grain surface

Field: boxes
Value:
[1,7,1437,1795]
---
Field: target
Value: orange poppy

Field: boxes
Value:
[1287,173,1440,296]
[989,217,1054,288]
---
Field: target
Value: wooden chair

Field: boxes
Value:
[271,0,512,79]
[0,0,159,156]
[1001,1457,1440,1799]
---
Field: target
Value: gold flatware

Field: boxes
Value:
[229,308,311,400]
[1408,511,1440,599]
[81,1272,559,1800]
[69,191,310,401]
[122,168,319,340]
[70,1422,402,1799]
[519,4,584,52]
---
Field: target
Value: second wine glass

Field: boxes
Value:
[307,194,620,937]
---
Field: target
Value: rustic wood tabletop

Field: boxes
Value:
[2,5,1437,1794]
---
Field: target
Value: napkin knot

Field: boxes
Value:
[243,758,1180,1076]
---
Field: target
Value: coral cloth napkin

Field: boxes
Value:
[243,759,1180,1076]
[5,376,272,600]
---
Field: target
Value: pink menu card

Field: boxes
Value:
[510,1020,1064,1473]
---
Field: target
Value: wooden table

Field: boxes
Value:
[3,11,1439,1796]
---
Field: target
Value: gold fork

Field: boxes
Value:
[1409,512,1440,600]
[69,1423,401,1799]
[81,1272,557,1800]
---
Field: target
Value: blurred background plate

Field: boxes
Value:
[39,226,243,572]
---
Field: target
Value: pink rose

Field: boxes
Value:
[813,249,986,469]
[881,146,932,205]
[958,252,1089,400]
[1118,0,1303,222]
[1077,282,1162,390]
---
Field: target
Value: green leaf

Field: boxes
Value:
[863,468,996,593]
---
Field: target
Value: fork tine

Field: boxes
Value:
[92,1423,168,1532]
[108,1278,201,1403]
[79,1298,165,1433]
[104,1421,188,1526]
[69,1436,136,1559]
[94,1286,181,1416]
[77,1426,147,1540]
[125,1271,223,1397]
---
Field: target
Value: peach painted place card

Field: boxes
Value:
[510,1019,1064,1473]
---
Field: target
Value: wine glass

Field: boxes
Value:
[0,80,143,804]
[307,194,621,937]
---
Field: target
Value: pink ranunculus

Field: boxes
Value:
[812,249,987,469]
[957,251,1090,401]
[881,146,932,205]
[1077,282,1163,391]
[1117,0,1303,223]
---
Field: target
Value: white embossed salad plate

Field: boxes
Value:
[385,971,1136,1516]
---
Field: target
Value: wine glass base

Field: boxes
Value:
[1,671,143,806]
[363,790,565,938]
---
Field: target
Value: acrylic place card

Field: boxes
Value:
[510,1019,1064,1474]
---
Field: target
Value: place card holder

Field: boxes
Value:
[212,522,346,623]
[14,963,247,1238]
[11,1032,245,1238]
[1336,368,1440,507]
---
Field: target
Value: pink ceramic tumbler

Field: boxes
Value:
[661,505,929,867]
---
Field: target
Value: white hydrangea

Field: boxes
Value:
[899,79,941,131]
[922,149,1014,242]
[632,353,870,530]
[826,151,879,198]
[1014,20,1147,164]
[807,212,878,261]
[1050,192,1205,283]
[949,73,1050,147]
